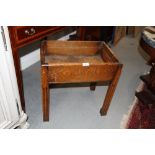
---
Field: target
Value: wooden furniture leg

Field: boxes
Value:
[12,48,26,112]
[100,65,122,115]
[90,82,96,91]
[41,66,49,121]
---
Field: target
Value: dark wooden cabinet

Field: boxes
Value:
[8,26,67,111]
[74,26,114,42]
[9,26,65,48]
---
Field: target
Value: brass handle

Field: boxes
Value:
[24,28,36,36]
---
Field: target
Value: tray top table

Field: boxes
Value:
[41,41,123,121]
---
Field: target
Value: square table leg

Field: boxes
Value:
[90,82,96,91]
[100,65,122,115]
[41,66,49,121]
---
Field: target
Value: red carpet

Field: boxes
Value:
[121,98,155,129]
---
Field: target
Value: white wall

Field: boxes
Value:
[20,31,76,70]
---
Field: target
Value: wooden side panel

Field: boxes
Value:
[47,47,100,56]
[46,40,102,47]
[101,42,119,62]
[46,41,103,55]
[48,64,118,83]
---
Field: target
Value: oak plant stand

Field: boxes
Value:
[41,41,122,121]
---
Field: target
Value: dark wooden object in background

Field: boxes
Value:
[41,41,122,121]
[70,26,114,42]
[127,26,144,37]
[140,38,155,64]
[136,64,155,106]
[140,64,155,94]
[113,27,127,45]
[8,26,66,111]
[135,90,155,105]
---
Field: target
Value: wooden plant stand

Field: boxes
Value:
[40,41,123,121]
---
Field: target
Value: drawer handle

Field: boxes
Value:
[24,28,36,36]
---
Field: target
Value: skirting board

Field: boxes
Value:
[21,31,76,70]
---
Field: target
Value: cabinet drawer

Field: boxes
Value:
[15,26,59,41]
[9,26,66,47]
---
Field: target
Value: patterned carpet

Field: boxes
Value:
[121,83,155,129]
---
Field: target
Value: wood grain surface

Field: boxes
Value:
[41,40,123,121]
